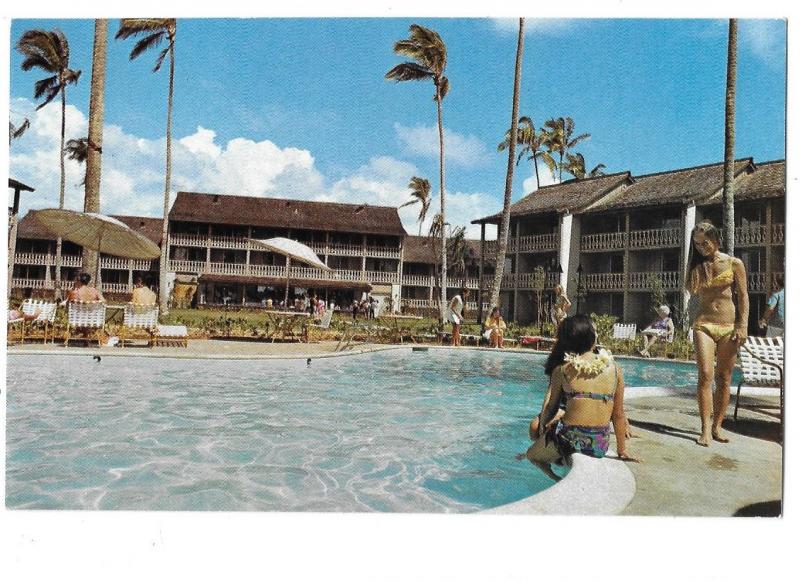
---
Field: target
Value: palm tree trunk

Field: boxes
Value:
[489,18,525,313]
[722,18,738,255]
[54,86,66,300]
[159,37,175,314]
[533,155,540,190]
[82,19,107,281]
[436,87,447,324]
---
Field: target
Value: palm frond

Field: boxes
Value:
[567,132,591,149]
[130,31,165,61]
[539,152,558,177]
[63,68,81,86]
[588,163,606,177]
[9,118,31,141]
[153,46,170,72]
[65,137,89,163]
[385,62,433,82]
[20,54,57,73]
[33,75,59,99]
[115,18,171,40]
[437,76,450,99]
[16,30,63,71]
[36,85,61,110]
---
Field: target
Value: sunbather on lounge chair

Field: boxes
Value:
[638,305,674,357]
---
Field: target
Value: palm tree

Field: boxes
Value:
[541,116,590,182]
[722,19,738,255]
[400,176,432,235]
[82,19,108,281]
[447,225,469,287]
[488,18,525,318]
[9,118,30,144]
[497,116,554,191]
[386,24,449,323]
[16,28,81,299]
[561,152,606,180]
[116,18,177,314]
[65,137,89,183]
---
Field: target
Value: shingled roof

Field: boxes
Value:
[170,192,407,237]
[472,172,633,224]
[403,235,495,265]
[701,159,786,205]
[586,158,757,212]
[16,211,163,245]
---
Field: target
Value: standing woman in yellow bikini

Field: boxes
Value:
[686,220,749,446]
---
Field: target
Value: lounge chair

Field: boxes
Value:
[307,309,333,342]
[20,299,59,343]
[612,323,637,341]
[734,336,784,425]
[154,324,188,347]
[64,301,107,347]
[120,303,159,347]
[7,312,25,345]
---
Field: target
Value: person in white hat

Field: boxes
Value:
[638,304,675,358]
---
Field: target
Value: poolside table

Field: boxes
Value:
[264,310,310,343]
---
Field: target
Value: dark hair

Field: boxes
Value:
[774,274,784,289]
[490,306,500,318]
[685,220,721,290]
[544,314,597,376]
[78,272,92,285]
[135,276,145,286]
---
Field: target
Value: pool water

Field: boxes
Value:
[6,349,700,512]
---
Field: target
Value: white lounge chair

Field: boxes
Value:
[155,324,188,347]
[307,309,333,342]
[120,303,159,347]
[7,311,25,345]
[735,336,784,425]
[64,301,107,347]
[612,323,637,341]
[21,299,59,343]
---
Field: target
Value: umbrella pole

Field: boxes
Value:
[284,258,291,308]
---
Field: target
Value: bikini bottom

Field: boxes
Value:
[693,322,735,343]
[545,421,611,459]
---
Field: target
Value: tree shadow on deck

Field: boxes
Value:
[721,416,783,445]
[733,500,782,517]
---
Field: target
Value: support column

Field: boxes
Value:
[478,222,486,323]
[559,213,573,291]
[128,260,134,292]
[622,212,631,322]
[512,219,520,322]
[362,234,367,273]
[566,214,582,316]
[205,224,212,274]
[680,204,697,321]
[245,226,252,276]
[764,201,773,291]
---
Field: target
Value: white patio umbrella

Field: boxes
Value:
[248,237,332,307]
[32,208,161,285]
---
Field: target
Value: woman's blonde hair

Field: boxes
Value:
[685,220,721,293]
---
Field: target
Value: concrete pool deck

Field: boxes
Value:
[6,340,783,516]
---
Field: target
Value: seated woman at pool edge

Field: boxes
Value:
[525,314,639,464]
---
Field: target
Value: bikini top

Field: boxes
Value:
[559,363,618,408]
[701,259,734,289]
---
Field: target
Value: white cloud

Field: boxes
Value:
[739,20,786,66]
[9,97,501,241]
[394,123,490,168]
[521,165,559,195]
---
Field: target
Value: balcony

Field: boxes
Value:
[13,253,83,267]
[628,227,681,249]
[580,231,626,252]
[400,299,489,311]
[402,274,434,287]
[734,224,768,246]
[583,272,626,291]
[748,272,784,293]
[168,234,401,259]
[516,271,560,289]
[771,223,784,245]
[100,257,158,271]
[167,260,401,285]
[628,271,681,291]
[515,233,558,253]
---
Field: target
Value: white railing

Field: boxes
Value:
[169,234,401,259]
[100,282,132,294]
[168,234,207,247]
[771,223,784,245]
[580,231,626,251]
[400,299,490,311]
[628,271,681,291]
[515,272,560,289]
[515,233,558,253]
[748,272,783,293]
[403,274,434,287]
[11,278,71,291]
[583,272,626,291]
[99,257,157,271]
[13,253,83,267]
[734,224,768,246]
[628,227,681,249]
[169,259,207,274]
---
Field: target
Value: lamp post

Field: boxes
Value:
[576,263,585,314]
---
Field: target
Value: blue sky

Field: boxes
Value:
[8,18,787,238]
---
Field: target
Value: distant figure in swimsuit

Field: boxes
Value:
[638,304,674,357]
[551,284,571,329]
[67,272,105,303]
[523,314,639,467]
[685,220,749,447]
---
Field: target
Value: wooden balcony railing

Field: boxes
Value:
[515,233,558,253]
[516,272,560,289]
[583,272,626,291]
[99,257,158,271]
[402,274,434,287]
[748,272,784,293]
[169,234,400,259]
[13,253,83,267]
[167,260,401,284]
[628,271,681,291]
[628,227,681,249]
[771,223,784,245]
[11,278,71,291]
[400,299,489,311]
[734,224,768,246]
[580,231,626,251]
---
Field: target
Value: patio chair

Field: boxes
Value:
[307,309,334,342]
[612,323,637,341]
[20,299,59,343]
[120,303,159,347]
[154,324,188,347]
[64,301,107,347]
[7,312,25,345]
[734,336,784,425]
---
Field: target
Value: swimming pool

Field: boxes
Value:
[5,349,698,512]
